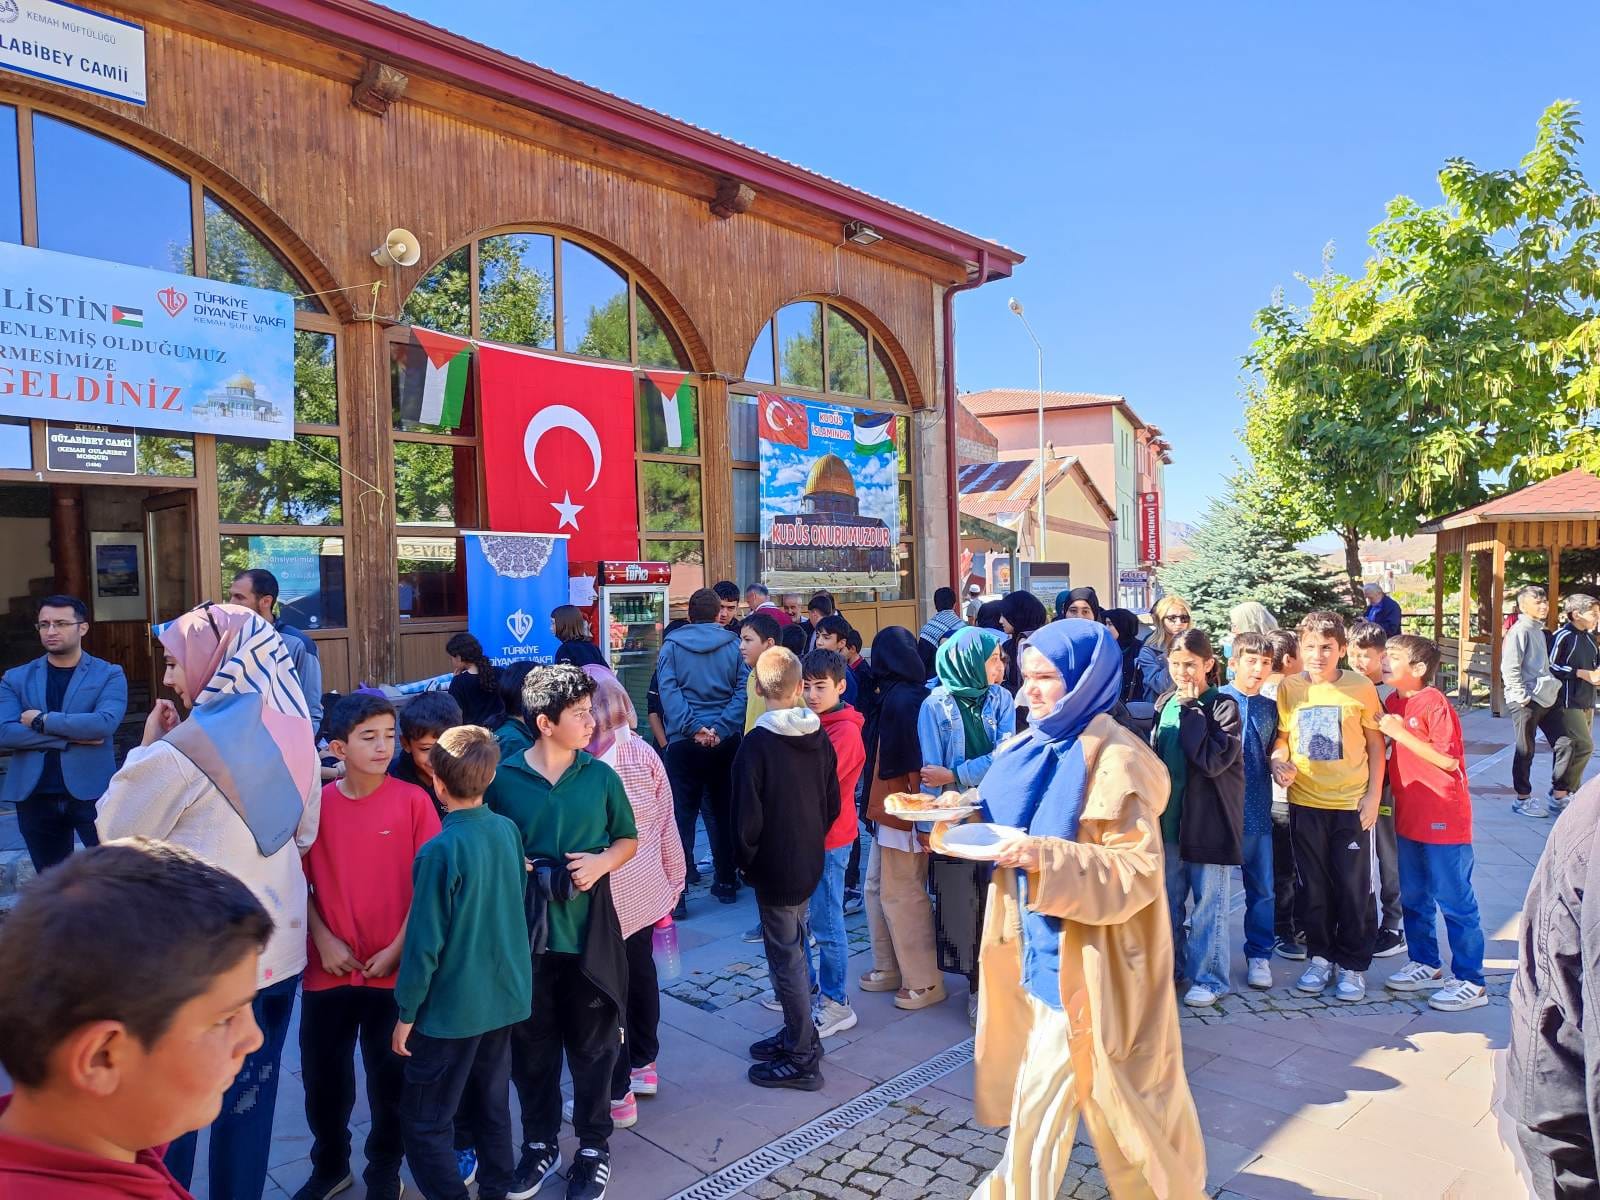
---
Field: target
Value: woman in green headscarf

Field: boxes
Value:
[917,625,1016,1024]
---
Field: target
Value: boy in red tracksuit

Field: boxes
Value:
[801,649,866,1039]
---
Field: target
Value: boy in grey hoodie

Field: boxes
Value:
[1502,584,1562,818]
[656,587,750,901]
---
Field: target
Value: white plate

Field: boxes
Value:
[938,822,1026,861]
[885,803,979,823]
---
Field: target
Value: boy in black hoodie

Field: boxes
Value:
[733,647,840,1092]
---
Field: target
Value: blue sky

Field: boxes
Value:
[392,1,1600,523]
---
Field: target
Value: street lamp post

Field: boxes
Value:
[1008,298,1046,561]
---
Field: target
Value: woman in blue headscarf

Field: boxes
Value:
[940,619,1206,1200]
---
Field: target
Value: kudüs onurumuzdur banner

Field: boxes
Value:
[0,241,295,439]
[464,531,570,668]
[758,393,898,591]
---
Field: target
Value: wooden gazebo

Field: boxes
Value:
[1420,468,1600,714]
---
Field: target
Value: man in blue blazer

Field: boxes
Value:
[0,594,128,870]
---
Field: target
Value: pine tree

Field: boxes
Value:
[1157,482,1345,641]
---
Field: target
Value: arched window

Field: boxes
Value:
[732,300,915,604]
[392,231,700,618]
[0,103,349,630]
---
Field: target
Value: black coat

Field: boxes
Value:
[732,723,841,907]
[1153,689,1245,867]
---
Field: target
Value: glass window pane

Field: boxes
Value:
[637,378,698,456]
[137,432,194,477]
[480,234,554,348]
[641,461,701,533]
[33,114,191,272]
[295,331,337,425]
[397,535,465,620]
[0,106,19,245]
[899,478,911,534]
[744,321,775,384]
[729,394,758,462]
[395,440,478,527]
[733,469,758,535]
[872,341,905,406]
[643,539,704,612]
[827,308,868,397]
[0,417,29,469]
[897,415,910,476]
[735,541,760,594]
[203,194,321,312]
[217,433,342,525]
[403,245,472,336]
[636,287,686,369]
[221,533,346,628]
[390,337,476,435]
[777,302,823,390]
[561,241,629,360]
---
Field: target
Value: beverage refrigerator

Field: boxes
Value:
[593,561,670,733]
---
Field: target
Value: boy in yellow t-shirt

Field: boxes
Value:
[1271,611,1384,1003]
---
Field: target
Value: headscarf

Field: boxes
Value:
[934,626,1005,760]
[156,602,317,855]
[979,619,1121,842]
[997,591,1050,709]
[1054,590,1073,620]
[974,600,1004,631]
[583,664,638,760]
[869,626,930,778]
[1064,587,1104,623]
[1104,608,1142,697]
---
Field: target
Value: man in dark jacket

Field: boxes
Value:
[1508,774,1600,1197]
[656,588,749,901]
[1545,593,1599,814]
[1361,582,1404,639]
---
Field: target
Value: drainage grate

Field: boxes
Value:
[665,1038,976,1200]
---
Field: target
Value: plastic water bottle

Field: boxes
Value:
[652,914,681,980]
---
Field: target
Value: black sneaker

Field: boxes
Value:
[292,1173,354,1200]
[671,896,688,921]
[1274,937,1308,961]
[1373,927,1407,959]
[748,1057,823,1091]
[508,1143,562,1199]
[749,1032,786,1062]
[566,1148,612,1200]
[686,863,702,884]
[709,882,739,904]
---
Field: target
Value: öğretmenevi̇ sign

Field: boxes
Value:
[0,242,295,440]
[758,393,898,591]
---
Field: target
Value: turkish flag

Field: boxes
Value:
[479,345,639,562]
[758,392,810,449]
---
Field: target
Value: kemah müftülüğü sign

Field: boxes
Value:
[758,393,898,591]
[0,243,295,439]
[0,0,146,105]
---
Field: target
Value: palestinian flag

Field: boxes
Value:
[644,370,696,450]
[853,410,893,456]
[111,306,143,328]
[397,327,472,428]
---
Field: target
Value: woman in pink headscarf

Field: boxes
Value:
[583,664,685,1128]
[97,601,319,1199]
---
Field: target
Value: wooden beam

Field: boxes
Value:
[1458,540,1474,707]
[1432,534,1445,644]
[1550,545,1562,632]
[1490,536,1507,716]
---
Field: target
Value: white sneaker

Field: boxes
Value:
[1386,960,1448,992]
[762,984,817,1012]
[1296,956,1333,994]
[1247,958,1273,989]
[1429,979,1488,1011]
[1183,984,1220,1008]
[812,996,859,1039]
[1550,792,1572,814]
[1334,968,1366,1003]
[1512,796,1551,819]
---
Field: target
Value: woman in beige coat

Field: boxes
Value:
[936,618,1207,1199]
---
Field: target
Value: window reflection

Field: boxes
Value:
[390,338,476,435]
[872,341,905,405]
[745,320,775,383]
[0,107,19,245]
[643,538,704,608]
[728,394,758,462]
[636,287,687,369]
[395,440,477,527]
[641,461,702,532]
[403,246,472,337]
[217,434,342,525]
[479,234,554,348]
[777,302,823,390]
[221,534,346,628]
[562,241,629,360]
[827,308,868,397]
[33,114,191,272]
[637,378,698,456]
[398,535,465,620]
[733,468,758,535]
[204,195,322,312]
[295,331,337,425]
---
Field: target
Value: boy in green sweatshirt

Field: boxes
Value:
[393,725,531,1200]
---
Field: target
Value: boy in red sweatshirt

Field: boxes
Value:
[801,649,866,1039]
[0,840,272,1199]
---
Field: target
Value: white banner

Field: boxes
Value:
[0,0,146,106]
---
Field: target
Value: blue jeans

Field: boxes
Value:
[806,845,851,1004]
[1396,837,1485,986]
[166,973,299,1199]
[1164,846,1230,994]
[1240,832,1276,960]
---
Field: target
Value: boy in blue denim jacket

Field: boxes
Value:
[1221,631,1279,991]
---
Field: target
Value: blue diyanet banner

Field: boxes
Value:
[0,242,295,440]
[464,532,570,668]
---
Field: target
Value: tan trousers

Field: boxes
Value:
[864,839,939,990]
[973,996,1156,1200]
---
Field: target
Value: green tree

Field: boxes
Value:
[402,237,556,347]
[1156,479,1346,639]
[1244,101,1600,598]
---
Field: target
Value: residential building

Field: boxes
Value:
[957,453,1115,599]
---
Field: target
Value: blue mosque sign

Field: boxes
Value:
[0,242,295,440]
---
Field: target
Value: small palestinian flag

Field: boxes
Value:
[853,410,893,456]
[644,371,696,450]
[397,327,472,428]
[111,306,143,328]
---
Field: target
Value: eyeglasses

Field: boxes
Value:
[1164,613,1192,624]
[34,619,84,632]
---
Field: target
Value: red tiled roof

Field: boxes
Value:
[1422,469,1600,531]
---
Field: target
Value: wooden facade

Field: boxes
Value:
[0,0,1019,691]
